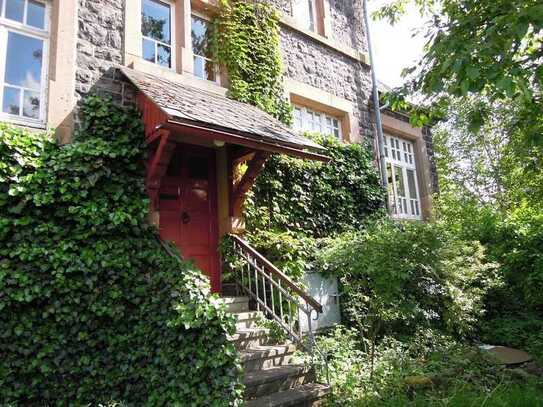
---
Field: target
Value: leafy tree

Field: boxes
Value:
[375,0,542,143]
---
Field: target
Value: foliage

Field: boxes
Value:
[317,219,500,342]
[211,0,293,124]
[481,314,543,365]
[0,97,243,405]
[245,229,317,283]
[304,326,543,406]
[432,97,513,207]
[376,0,543,134]
[246,135,385,238]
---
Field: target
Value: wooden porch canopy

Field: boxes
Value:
[119,66,329,161]
[119,66,329,216]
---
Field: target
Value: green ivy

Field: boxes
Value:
[246,135,386,238]
[0,96,243,405]
[211,0,293,124]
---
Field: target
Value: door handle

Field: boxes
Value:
[181,211,190,224]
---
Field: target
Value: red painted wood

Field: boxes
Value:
[138,93,168,141]
[158,144,221,293]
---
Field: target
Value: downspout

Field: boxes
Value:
[362,0,391,214]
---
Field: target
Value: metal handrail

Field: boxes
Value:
[228,234,323,351]
[158,234,330,385]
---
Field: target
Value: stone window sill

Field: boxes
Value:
[0,115,46,130]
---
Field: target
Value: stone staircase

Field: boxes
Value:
[224,296,331,406]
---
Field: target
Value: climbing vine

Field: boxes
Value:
[211,0,293,124]
[246,135,386,238]
[0,96,243,405]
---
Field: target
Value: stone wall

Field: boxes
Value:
[279,25,373,139]
[76,0,135,121]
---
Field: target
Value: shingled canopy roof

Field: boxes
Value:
[119,67,328,161]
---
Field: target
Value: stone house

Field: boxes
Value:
[0,0,437,403]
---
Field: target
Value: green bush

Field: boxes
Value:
[246,135,385,238]
[304,326,543,406]
[317,219,501,340]
[0,97,243,405]
[245,229,317,283]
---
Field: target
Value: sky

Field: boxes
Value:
[366,0,427,89]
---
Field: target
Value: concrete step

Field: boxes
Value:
[228,327,273,351]
[222,296,249,313]
[234,311,261,329]
[245,383,331,407]
[244,364,316,400]
[241,343,298,372]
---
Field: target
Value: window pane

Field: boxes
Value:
[294,108,303,130]
[307,0,315,31]
[193,55,205,79]
[23,89,39,118]
[5,32,43,90]
[406,169,418,199]
[141,0,171,43]
[3,86,20,115]
[313,113,322,132]
[27,0,46,29]
[6,0,24,23]
[292,0,315,31]
[394,165,406,197]
[142,38,155,63]
[156,43,171,67]
[191,16,211,58]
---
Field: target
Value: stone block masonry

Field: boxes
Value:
[75,0,135,126]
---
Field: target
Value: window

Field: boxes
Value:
[292,0,317,32]
[141,0,172,68]
[191,15,218,82]
[384,134,421,219]
[0,0,48,124]
[293,105,341,139]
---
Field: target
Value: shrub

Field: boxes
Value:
[245,229,317,283]
[304,326,543,406]
[0,97,243,405]
[316,219,501,341]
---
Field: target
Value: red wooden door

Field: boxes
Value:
[158,145,220,292]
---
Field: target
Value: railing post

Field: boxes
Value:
[253,255,260,312]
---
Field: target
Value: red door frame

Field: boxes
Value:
[157,143,221,293]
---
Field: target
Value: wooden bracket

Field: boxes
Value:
[230,151,270,217]
[146,129,171,210]
[146,129,170,183]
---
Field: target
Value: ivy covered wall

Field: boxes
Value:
[0,97,243,405]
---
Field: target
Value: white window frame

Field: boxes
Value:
[191,12,219,84]
[140,0,176,70]
[292,0,317,32]
[292,105,342,139]
[385,134,422,220]
[0,0,50,127]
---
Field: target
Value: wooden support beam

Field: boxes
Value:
[146,129,171,209]
[146,130,170,183]
[231,151,270,217]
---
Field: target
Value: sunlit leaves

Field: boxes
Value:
[210,0,293,124]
